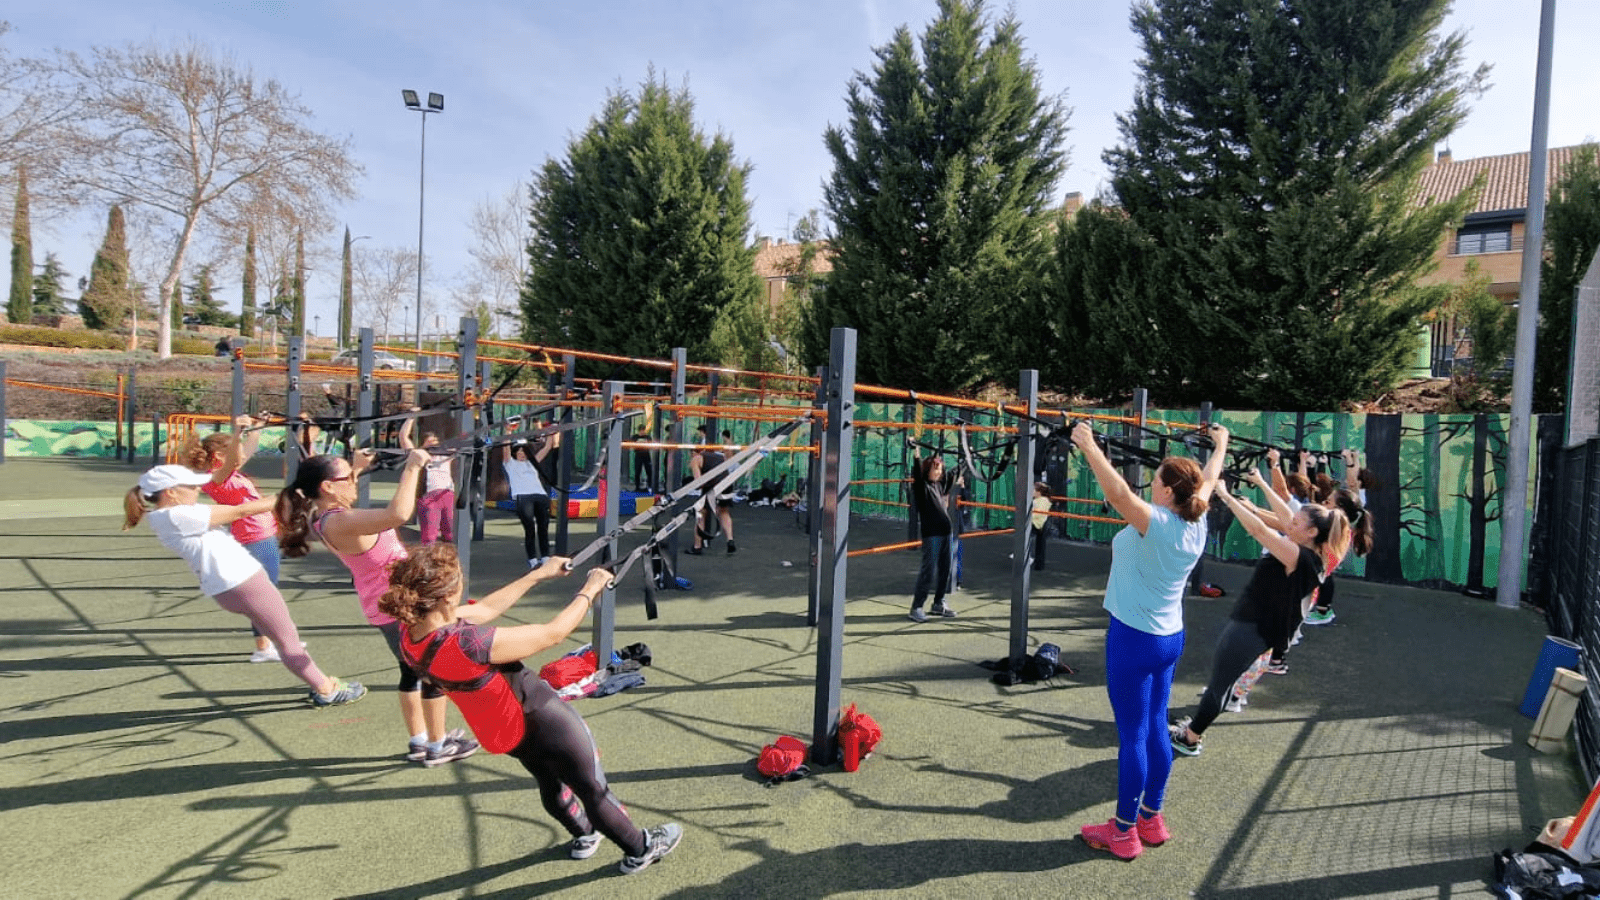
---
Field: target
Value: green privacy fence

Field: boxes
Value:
[6,404,1525,592]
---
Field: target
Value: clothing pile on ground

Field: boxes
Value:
[538,642,652,700]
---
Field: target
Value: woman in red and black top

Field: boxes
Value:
[379,544,683,876]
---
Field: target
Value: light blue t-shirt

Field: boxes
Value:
[1102,505,1207,636]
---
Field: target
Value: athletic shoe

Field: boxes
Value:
[726,541,737,554]
[1079,819,1141,860]
[309,678,367,709]
[569,832,603,860]
[1198,583,1225,598]
[249,646,281,663]
[1170,720,1202,756]
[1224,693,1247,713]
[424,730,480,767]
[908,608,928,623]
[929,603,957,618]
[1136,811,1171,847]
[1266,660,1289,676]
[620,823,682,874]
[1304,607,1336,625]
[405,740,428,763]
[684,547,704,556]
[1290,629,1303,646]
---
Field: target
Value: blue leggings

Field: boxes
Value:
[1104,616,1185,823]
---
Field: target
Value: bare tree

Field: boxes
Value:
[351,245,419,342]
[458,181,530,334]
[0,21,80,223]
[58,40,360,357]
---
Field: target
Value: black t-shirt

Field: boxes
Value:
[1229,545,1323,656]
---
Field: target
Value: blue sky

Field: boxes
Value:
[5,0,1597,338]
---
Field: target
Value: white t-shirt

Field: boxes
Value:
[147,504,263,596]
[504,457,548,497]
[424,456,454,493]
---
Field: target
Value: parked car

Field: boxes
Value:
[329,349,416,371]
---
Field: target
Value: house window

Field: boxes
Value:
[1455,225,1513,255]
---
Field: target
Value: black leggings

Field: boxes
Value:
[509,676,645,856]
[1191,619,1268,736]
[515,493,552,560]
[1316,574,1336,611]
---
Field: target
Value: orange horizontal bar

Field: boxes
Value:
[6,379,123,401]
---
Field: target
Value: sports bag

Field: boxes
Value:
[756,735,809,787]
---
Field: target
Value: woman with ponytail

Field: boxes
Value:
[1068,421,1229,861]
[182,414,284,662]
[1302,487,1373,626]
[124,465,365,708]
[382,545,683,875]
[1171,485,1350,758]
[275,449,477,767]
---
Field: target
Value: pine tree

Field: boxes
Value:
[523,72,762,368]
[8,168,32,325]
[31,253,70,317]
[339,227,353,348]
[291,231,306,338]
[804,0,1067,390]
[239,227,257,340]
[80,205,132,331]
[185,265,235,326]
[1102,0,1485,408]
[1536,144,1600,412]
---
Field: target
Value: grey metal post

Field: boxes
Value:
[807,366,828,626]
[811,327,856,766]
[150,413,161,466]
[1124,388,1148,489]
[125,368,138,466]
[473,359,492,541]
[1498,0,1557,609]
[1188,401,1215,596]
[231,352,245,421]
[0,361,6,463]
[1008,370,1039,664]
[454,317,479,581]
[284,337,304,483]
[665,349,687,567]
[356,328,375,507]
[590,380,624,664]
[554,354,576,555]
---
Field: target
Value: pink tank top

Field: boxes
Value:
[202,471,276,545]
[312,508,405,626]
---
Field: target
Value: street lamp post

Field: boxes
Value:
[401,89,443,361]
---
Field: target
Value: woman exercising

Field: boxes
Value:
[381,544,683,874]
[123,464,365,707]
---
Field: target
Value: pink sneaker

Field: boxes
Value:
[1080,819,1142,860]
[1136,811,1170,847]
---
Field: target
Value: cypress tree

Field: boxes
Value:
[81,205,132,331]
[291,231,306,339]
[240,226,257,340]
[339,227,353,348]
[1536,144,1600,412]
[8,168,32,325]
[523,72,762,368]
[1103,0,1485,408]
[806,0,1067,390]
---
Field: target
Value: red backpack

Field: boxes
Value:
[756,735,809,787]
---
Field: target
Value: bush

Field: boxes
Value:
[0,324,127,350]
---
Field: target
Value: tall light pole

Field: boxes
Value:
[401,89,443,360]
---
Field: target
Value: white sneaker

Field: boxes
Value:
[1224,693,1247,713]
[249,646,280,663]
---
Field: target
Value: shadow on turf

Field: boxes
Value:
[6,694,324,741]
[1,756,392,811]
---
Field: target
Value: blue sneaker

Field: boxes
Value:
[620,823,682,874]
